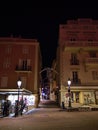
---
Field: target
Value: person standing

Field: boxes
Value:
[14,100,19,117]
[3,101,8,117]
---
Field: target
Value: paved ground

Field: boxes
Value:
[0,100,98,130]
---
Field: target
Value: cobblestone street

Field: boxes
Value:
[0,100,98,130]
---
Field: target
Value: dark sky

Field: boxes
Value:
[0,8,98,68]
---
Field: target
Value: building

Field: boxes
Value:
[49,60,59,102]
[0,37,42,110]
[57,18,98,107]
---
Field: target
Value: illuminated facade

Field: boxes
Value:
[57,18,98,107]
[0,37,42,108]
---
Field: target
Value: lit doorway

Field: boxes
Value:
[75,92,79,103]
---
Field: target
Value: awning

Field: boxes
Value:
[0,88,32,95]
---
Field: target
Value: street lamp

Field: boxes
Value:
[17,77,22,115]
[67,78,71,107]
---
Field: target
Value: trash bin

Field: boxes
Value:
[62,102,65,109]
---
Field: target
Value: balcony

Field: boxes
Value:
[70,59,79,65]
[15,65,32,73]
[71,79,81,85]
[85,58,98,67]
[63,41,98,51]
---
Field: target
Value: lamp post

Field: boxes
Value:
[17,78,22,115]
[67,78,71,107]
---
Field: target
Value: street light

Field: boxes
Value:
[17,77,22,115]
[67,78,71,107]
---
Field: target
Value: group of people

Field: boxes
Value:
[1,98,27,117]
[14,98,27,117]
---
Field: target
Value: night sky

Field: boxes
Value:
[0,7,98,68]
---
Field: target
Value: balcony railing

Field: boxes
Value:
[71,79,81,85]
[85,58,98,65]
[15,65,32,72]
[70,59,79,65]
[64,41,98,47]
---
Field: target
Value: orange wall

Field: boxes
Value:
[0,38,41,93]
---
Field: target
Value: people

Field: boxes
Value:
[3,101,7,117]
[6,100,11,116]
[14,100,19,117]
[14,98,28,116]
[20,98,27,115]
[2,100,10,117]
[15,98,27,116]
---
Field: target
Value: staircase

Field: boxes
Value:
[39,100,59,108]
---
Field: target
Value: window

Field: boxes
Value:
[71,53,79,65]
[1,76,8,88]
[22,59,31,70]
[21,77,27,88]
[5,46,12,54]
[22,46,29,54]
[16,59,31,71]
[72,71,79,83]
[89,51,96,58]
[92,71,98,80]
[71,53,77,60]
[3,58,11,69]
[70,38,76,41]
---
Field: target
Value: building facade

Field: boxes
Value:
[57,18,98,107]
[0,37,42,109]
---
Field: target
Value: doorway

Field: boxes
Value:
[75,92,79,103]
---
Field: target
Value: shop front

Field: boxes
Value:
[0,88,36,116]
[60,86,98,108]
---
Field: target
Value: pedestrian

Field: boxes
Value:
[6,100,10,116]
[19,99,24,115]
[20,98,27,115]
[3,101,8,117]
[14,100,19,117]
